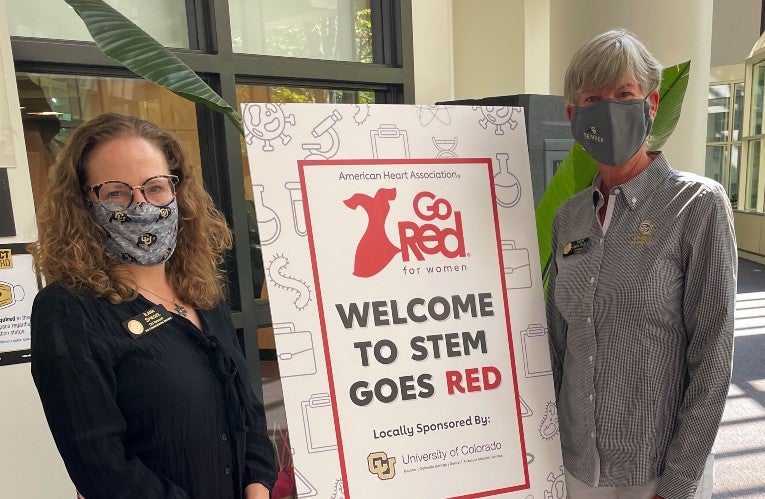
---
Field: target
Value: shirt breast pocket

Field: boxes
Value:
[553,251,590,321]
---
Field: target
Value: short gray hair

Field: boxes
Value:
[564,29,662,106]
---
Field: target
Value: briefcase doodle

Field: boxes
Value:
[301,392,338,453]
[274,322,317,378]
[502,240,532,289]
[521,323,552,377]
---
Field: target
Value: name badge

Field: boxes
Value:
[562,237,590,257]
[122,305,173,338]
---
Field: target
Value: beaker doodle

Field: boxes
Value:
[252,184,281,245]
[494,152,522,208]
[0,281,24,309]
[284,181,307,236]
[302,110,343,159]
[433,137,458,158]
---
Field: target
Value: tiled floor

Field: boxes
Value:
[713,257,765,498]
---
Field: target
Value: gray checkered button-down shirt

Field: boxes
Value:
[546,153,736,499]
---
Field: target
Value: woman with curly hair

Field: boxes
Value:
[29,113,275,499]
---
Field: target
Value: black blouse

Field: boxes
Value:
[31,283,276,499]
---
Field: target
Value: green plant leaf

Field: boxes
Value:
[64,0,243,135]
[535,143,598,289]
[535,61,691,292]
[647,61,691,150]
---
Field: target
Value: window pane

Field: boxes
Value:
[733,83,744,141]
[17,73,199,211]
[707,84,730,142]
[229,0,373,62]
[705,145,727,183]
[7,0,189,48]
[751,63,765,135]
[236,84,375,299]
[730,144,740,208]
[745,139,761,210]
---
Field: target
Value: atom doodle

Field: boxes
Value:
[544,466,566,499]
[539,401,559,441]
[266,254,312,310]
[330,479,345,499]
[243,103,296,152]
[473,106,522,135]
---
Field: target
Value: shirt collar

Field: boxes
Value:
[591,153,673,210]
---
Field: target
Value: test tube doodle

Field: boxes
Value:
[284,181,307,237]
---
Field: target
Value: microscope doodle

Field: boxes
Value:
[302,110,343,159]
[544,466,566,499]
[473,106,521,135]
[266,254,312,310]
[353,104,371,126]
[243,103,296,152]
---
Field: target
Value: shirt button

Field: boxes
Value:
[600,238,604,245]
[221,433,228,441]
[614,188,621,194]
[631,197,637,204]
[589,276,595,285]
[589,394,593,402]
[590,432,595,439]
[224,466,231,475]
[589,355,594,363]
[587,317,592,324]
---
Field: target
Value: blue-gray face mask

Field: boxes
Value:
[571,98,652,167]
[89,199,178,266]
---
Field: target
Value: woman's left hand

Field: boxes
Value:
[245,482,270,499]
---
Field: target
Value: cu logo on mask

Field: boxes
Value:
[367,451,396,480]
[137,233,158,247]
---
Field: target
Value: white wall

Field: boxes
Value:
[0,2,74,497]
[711,0,761,67]
[451,0,526,99]
[411,0,454,104]
[549,0,714,176]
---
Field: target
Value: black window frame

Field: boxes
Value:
[10,0,414,395]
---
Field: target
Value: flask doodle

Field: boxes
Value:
[267,254,312,310]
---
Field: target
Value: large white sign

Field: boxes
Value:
[244,104,564,499]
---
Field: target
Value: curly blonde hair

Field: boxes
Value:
[29,113,233,309]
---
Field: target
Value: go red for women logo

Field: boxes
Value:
[344,188,466,278]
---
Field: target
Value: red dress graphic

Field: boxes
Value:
[344,188,400,278]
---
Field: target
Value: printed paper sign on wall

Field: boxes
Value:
[244,104,564,499]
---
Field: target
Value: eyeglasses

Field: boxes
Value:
[82,174,179,211]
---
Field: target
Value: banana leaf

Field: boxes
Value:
[535,61,691,292]
[64,0,243,135]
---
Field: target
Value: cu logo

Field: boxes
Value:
[367,451,396,480]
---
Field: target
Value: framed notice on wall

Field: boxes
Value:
[0,244,39,366]
[0,169,16,237]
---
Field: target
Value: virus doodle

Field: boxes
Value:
[473,106,521,135]
[544,466,566,499]
[353,104,371,126]
[243,103,296,152]
[539,401,559,441]
[267,254,312,310]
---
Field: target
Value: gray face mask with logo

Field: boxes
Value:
[89,200,179,266]
[571,98,652,167]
